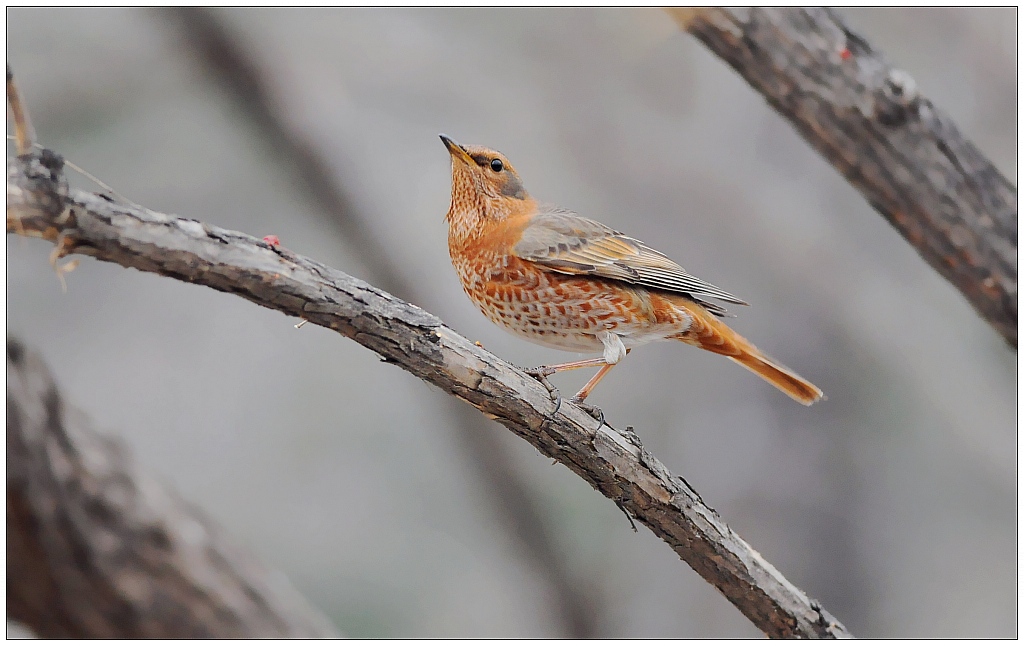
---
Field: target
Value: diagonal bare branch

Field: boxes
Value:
[7,144,852,639]
[154,7,601,636]
[671,7,1017,348]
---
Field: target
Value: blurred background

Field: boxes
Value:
[6,8,1016,638]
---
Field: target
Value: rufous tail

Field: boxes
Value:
[672,300,824,406]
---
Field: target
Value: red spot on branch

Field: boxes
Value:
[263,235,281,247]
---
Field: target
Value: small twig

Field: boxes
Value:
[6,136,143,209]
[6,64,34,155]
[614,501,639,533]
[62,156,143,209]
[48,233,79,292]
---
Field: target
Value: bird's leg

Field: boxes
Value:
[527,349,630,423]
[528,357,610,375]
[525,357,609,412]
[571,362,617,403]
[568,363,618,424]
[569,348,631,423]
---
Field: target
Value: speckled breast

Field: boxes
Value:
[451,248,691,354]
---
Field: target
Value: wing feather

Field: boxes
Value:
[513,207,747,316]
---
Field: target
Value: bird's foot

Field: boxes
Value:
[525,366,562,414]
[570,397,604,425]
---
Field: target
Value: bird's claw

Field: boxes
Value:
[525,367,562,414]
[525,365,555,379]
[570,397,605,425]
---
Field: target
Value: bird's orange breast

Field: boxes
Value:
[449,215,693,353]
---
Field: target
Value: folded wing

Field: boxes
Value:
[513,207,747,317]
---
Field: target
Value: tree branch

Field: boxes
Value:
[154,7,600,636]
[6,337,340,638]
[671,7,1017,347]
[7,144,851,638]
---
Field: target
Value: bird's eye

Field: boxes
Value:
[490,159,504,172]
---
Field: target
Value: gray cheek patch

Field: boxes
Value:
[500,175,527,199]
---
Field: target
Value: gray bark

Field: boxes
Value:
[7,148,851,638]
[6,337,340,638]
[673,7,1017,347]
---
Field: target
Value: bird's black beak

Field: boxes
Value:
[440,134,473,164]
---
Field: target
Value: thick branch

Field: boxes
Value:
[672,7,1017,347]
[7,149,851,638]
[6,337,339,638]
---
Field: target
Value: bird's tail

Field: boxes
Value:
[671,300,824,406]
[726,346,824,406]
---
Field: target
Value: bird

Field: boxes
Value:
[440,135,823,417]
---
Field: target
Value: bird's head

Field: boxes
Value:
[441,135,531,239]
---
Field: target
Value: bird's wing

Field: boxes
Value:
[513,207,747,315]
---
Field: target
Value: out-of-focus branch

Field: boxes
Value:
[6,64,33,154]
[6,337,340,638]
[160,6,406,297]
[7,146,851,639]
[671,7,1017,348]
[155,7,600,637]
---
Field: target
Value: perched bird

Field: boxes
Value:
[440,135,823,414]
